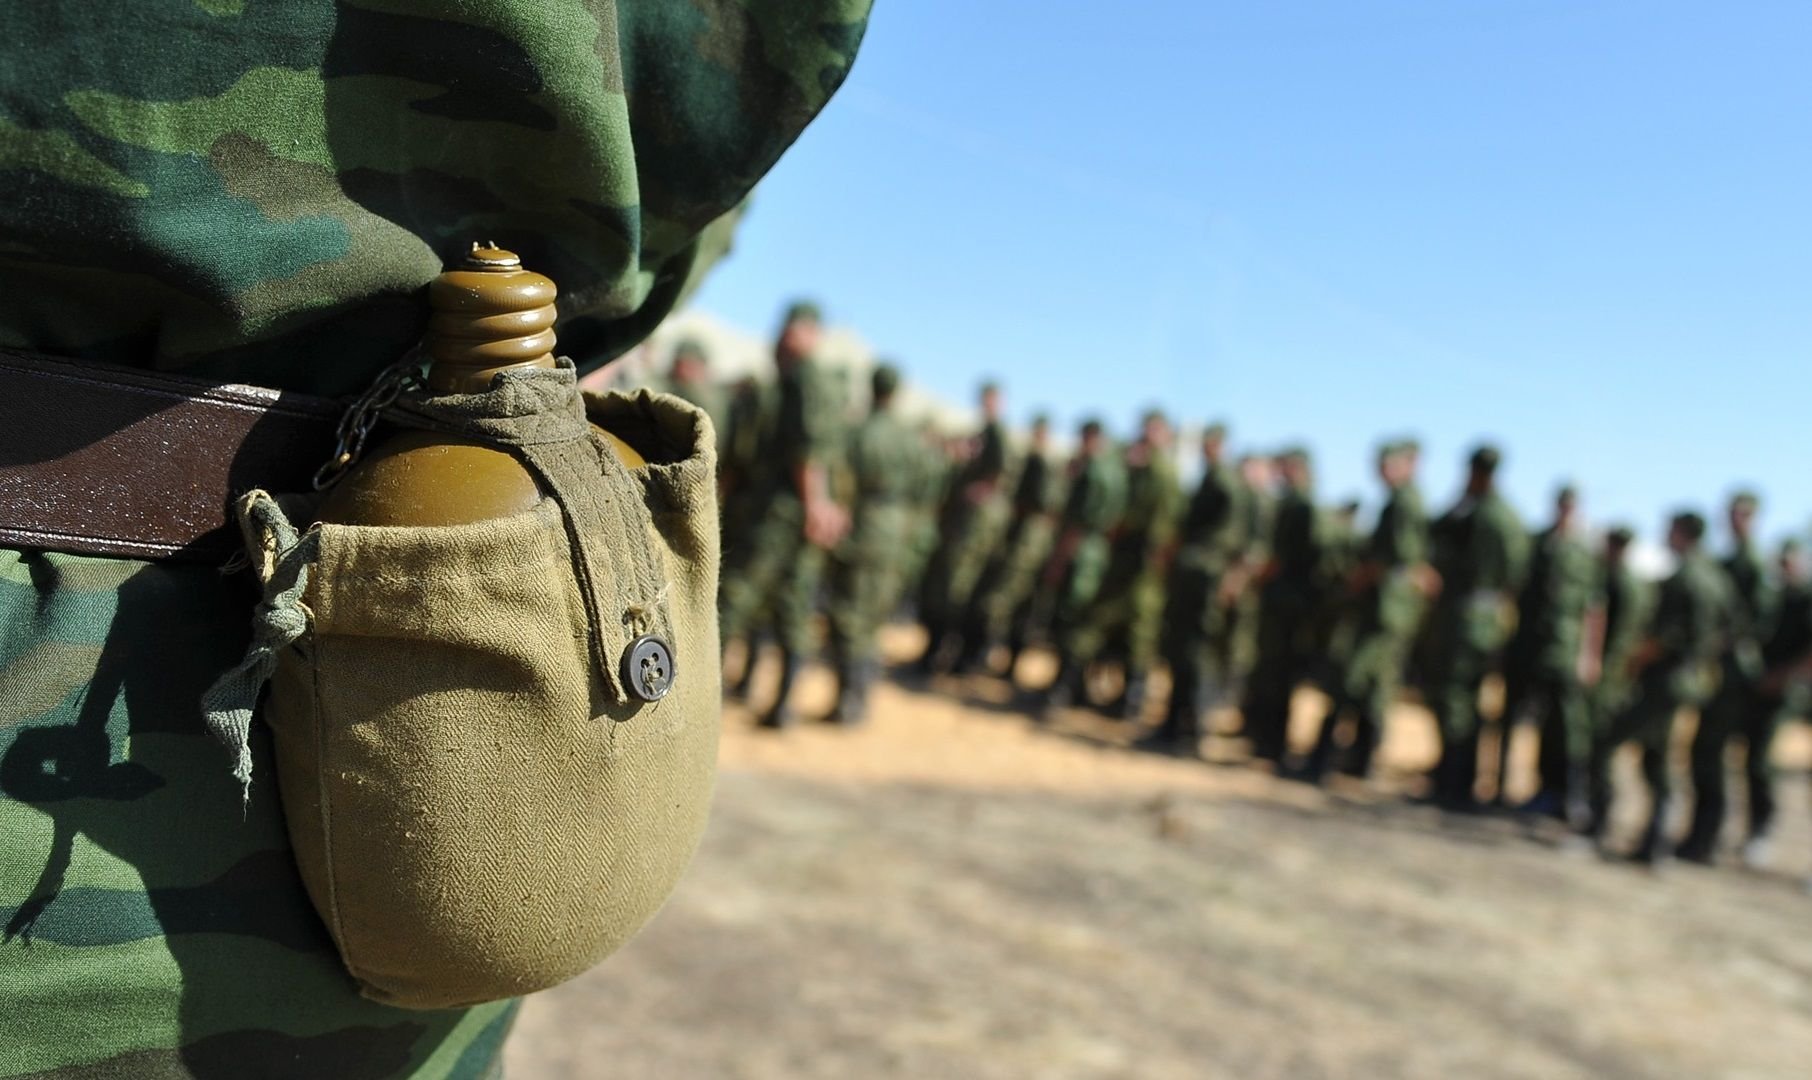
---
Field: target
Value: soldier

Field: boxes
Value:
[1225,453,1280,725]
[1145,422,1249,754]
[1422,445,1528,810]
[1749,539,1812,869]
[1053,410,1181,719]
[1590,511,1726,864]
[917,382,1012,672]
[1497,484,1598,824]
[0,4,872,1075]
[1678,491,1778,864]
[1301,439,1430,783]
[1037,419,1128,712]
[1585,526,1649,772]
[964,413,1066,678]
[824,365,921,726]
[1244,447,1327,765]
[718,300,851,728]
[660,338,730,457]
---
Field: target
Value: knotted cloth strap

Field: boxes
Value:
[200,490,320,806]
[386,359,674,706]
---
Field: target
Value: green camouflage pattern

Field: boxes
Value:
[919,419,1011,642]
[968,446,1065,652]
[1065,446,1181,673]
[827,402,922,663]
[1,0,871,396]
[2,2,869,1075]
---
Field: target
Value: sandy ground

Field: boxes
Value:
[507,626,1812,1080]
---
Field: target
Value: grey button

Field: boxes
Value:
[623,635,676,702]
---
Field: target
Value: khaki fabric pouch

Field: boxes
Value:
[209,366,720,1009]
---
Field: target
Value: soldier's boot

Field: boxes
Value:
[1343,712,1380,779]
[1675,795,1724,865]
[728,639,762,701]
[1630,796,1674,866]
[757,649,802,729]
[1564,765,1595,834]
[1115,668,1150,722]
[827,656,857,725]
[1432,736,1480,812]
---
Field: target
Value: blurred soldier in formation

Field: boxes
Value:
[824,364,921,725]
[1497,484,1597,824]
[1244,447,1327,765]
[1678,492,1776,864]
[718,300,850,728]
[1038,419,1128,712]
[1745,540,1812,868]
[1301,439,1429,783]
[1224,453,1279,724]
[659,339,729,457]
[1590,511,1726,864]
[1146,423,1249,754]
[1422,445,1528,809]
[917,382,1012,672]
[1070,410,1182,719]
[1586,526,1649,776]
[963,413,1066,678]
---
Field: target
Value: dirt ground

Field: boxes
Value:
[507,627,1812,1080]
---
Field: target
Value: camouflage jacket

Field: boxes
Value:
[1508,523,1597,676]
[1173,460,1249,577]
[0,3,870,1077]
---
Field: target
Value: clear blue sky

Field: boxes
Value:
[691,0,1811,546]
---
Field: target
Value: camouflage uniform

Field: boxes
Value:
[1305,464,1427,781]
[1498,512,1598,812]
[1590,532,1726,861]
[1590,536,1649,746]
[1244,456,1328,764]
[1062,436,1181,715]
[1423,452,1528,807]
[717,345,844,724]
[824,367,920,724]
[1222,468,1276,715]
[1153,442,1249,748]
[1680,529,1778,861]
[918,409,1010,668]
[1040,435,1128,709]
[0,3,869,1075]
[966,432,1065,672]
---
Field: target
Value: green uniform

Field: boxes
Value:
[1423,490,1528,805]
[919,419,1011,661]
[662,376,731,462]
[1591,560,1649,740]
[1681,540,1779,857]
[1225,480,1275,708]
[1245,483,1329,763]
[1500,523,1598,800]
[0,2,869,1075]
[1064,446,1181,682]
[1307,482,1428,779]
[1591,549,1726,856]
[718,355,842,656]
[1157,459,1251,742]
[902,440,954,612]
[828,404,922,671]
[968,445,1066,662]
[1047,451,1129,657]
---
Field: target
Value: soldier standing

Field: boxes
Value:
[1146,423,1249,753]
[964,413,1066,678]
[917,382,1012,672]
[1497,484,1597,823]
[1244,447,1327,765]
[1679,491,1777,863]
[718,300,850,728]
[1052,410,1181,719]
[1590,511,1726,864]
[824,365,920,726]
[1748,540,1812,869]
[659,339,730,459]
[1038,419,1128,713]
[1301,439,1430,782]
[1585,527,1649,784]
[1422,445,1528,810]
[1225,453,1279,728]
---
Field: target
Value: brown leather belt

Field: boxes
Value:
[0,349,342,563]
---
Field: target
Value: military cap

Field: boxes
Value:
[1396,436,1422,455]
[1469,444,1502,472]
[871,363,901,398]
[979,379,1002,396]
[1030,412,1051,430]
[782,298,823,325]
[1730,489,1761,512]
[1606,525,1636,546]
[1375,439,1401,463]
[1141,407,1169,428]
[671,338,708,363]
[1203,421,1229,440]
[1278,445,1312,466]
[1556,482,1579,503]
[1079,417,1106,439]
[1672,510,1708,542]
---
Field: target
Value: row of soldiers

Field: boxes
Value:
[651,301,1812,871]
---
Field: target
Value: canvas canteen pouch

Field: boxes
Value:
[204,361,721,1009]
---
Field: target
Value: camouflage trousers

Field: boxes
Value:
[1501,662,1592,797]
[1683,656,1779,852]
[1161,561,1233,711]
[1591,671,1695,831]
[827,504,913,664]
[967,514,1057,649]
[919,498,1009,636]
[1243,583,1319,762]
[1065,561,1165,674]
[719,492,826,655]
